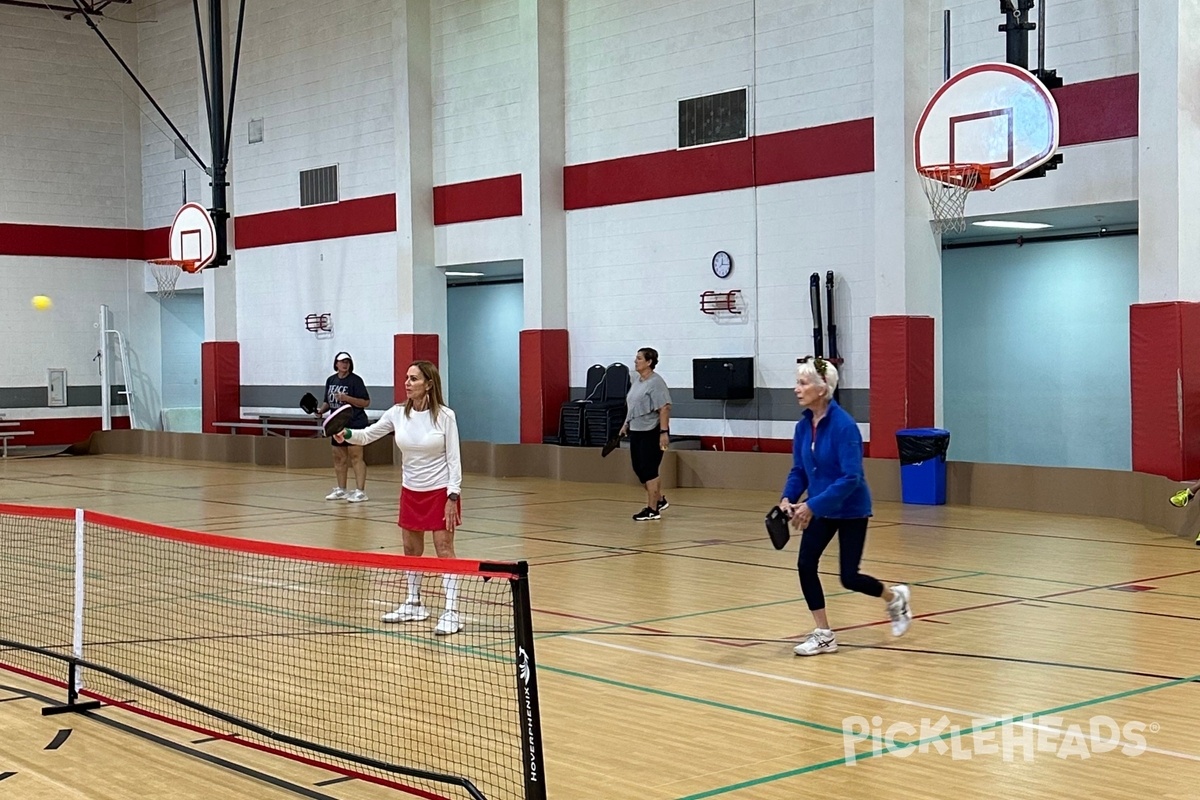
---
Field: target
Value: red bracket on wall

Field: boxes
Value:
[700,290,742,315]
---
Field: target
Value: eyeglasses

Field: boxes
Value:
[797,355,828,378]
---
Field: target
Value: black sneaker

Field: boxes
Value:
[632,507,661,521]
[657,496,669,511]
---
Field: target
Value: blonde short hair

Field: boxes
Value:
[796,356,839,401]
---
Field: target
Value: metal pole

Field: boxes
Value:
[67,0,209,170]
[208,0,230,266]
[222,0,248,165]
[72,507,85,700]
[98,306,110,431]
[1037,0,1046,75]
[943,9,951,82]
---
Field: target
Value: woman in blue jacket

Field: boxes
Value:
[779,356,912,656]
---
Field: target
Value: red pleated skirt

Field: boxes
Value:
[399,486,460,531]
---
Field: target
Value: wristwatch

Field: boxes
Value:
[447,492,460,502]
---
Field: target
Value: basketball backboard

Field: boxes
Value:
[170,202,216,268]
[914,62,1059,190]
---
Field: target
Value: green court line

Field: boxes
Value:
[535,664,864,739]
[535,571,987,640]
[198,594,890,746]
[673,672,1200,799]
[0,553,102,581]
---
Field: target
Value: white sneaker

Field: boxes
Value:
[434,610,463,636]
[793,628,838,656]
[886,584,912,637]
[381,601,429,623]
[325,487,347,501]
[346,489,368,503]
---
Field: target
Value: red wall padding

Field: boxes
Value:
[869,316,935,459]
[201,342,240,433]
[393,335,440,405]
[1130,302,1200,480]
[433,175,522,224]
[519,329,569,444]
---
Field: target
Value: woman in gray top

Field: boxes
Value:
[618,347,672,520]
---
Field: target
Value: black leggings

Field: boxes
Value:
[628,428,664,484]
[796,517,884,611]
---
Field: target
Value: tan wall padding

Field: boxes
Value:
[78,433,1196,540]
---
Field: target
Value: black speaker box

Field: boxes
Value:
[692,357,754,400]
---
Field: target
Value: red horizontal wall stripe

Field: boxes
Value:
[754,118,875,186]
[564,139,755,210]
[433,174,522,225]
[0,223,143,259]
[142,226,170,260]
[563,74,1136,210]
[563,121,872,211]
[1053,73,1138,146]
[234,194,397,249]
[0,75,1140,257]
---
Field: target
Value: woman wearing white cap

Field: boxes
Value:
[318,352,371,502]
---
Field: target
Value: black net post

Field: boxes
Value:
[508,563,548,800]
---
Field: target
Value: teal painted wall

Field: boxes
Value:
[942,236,1138,469]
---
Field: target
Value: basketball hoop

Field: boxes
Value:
[918,163,991,235]
[148,258,202,299]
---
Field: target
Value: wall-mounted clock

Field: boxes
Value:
[712,250,733,279]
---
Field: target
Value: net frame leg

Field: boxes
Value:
[42,662,102,716]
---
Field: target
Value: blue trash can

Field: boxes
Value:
[896,428,950,505]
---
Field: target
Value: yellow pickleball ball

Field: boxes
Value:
[31,295,52,311]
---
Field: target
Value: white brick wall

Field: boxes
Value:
[0,0,1151,443]
[755,173,874,390]
[433,0,523,184]
[565,0,756,163]
[930,0,1137,91]
[137,0,207,229]
[435,216,524,266]
[0,256,162,423]
[228,0,396,215]
[235,235,400,388]
[755,0,873,135]
[566,189,759,388]
[0,6,139,227]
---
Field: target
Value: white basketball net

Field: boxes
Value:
[918,164,983,235]
[150,261,183,299]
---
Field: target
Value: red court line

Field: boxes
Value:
[0,664,450,799]
[532,607,670,634]
[834,567,1200,633]
[83,693,450,800]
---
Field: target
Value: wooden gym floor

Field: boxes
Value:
[1,452,1198,799]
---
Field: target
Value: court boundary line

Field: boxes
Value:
[0,683,347,800]
[672,672,1200,799]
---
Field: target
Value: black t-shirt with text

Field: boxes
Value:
[324,372,370,428]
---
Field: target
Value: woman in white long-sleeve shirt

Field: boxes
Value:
[336,360,464,635]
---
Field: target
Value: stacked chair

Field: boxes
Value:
[557,363,629,447]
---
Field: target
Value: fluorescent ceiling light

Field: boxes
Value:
[971,220,1053,230]
[445,271,485,277]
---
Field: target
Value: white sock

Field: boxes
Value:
[442,574,460,613]
[405,571,423,604]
